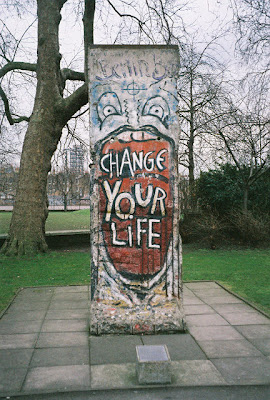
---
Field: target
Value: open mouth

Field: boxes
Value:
[98,128,173,285]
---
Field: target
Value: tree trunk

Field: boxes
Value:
[2,0,68,255]
[2,0,93,255]
[243,185,249,213]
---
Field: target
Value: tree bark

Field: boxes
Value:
[1,0,92,255]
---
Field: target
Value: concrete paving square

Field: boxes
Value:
[188,326,244,341]
[197,339,263,358]
[30,347,90,367]
[183,304,215,315]
[211,302,261,314]
[48,300,90,310]
[91,363,137,389]
[0,320,43,334]
[90,335,142,365]
[45,309,89,320]
[15,288,53,301]
[0,367,28,393]
[36,332,89,348]
[202,296,243,305]
[53,286,89,293]
[0,334,38,349]
[0,310,47,322]
[189,288,228,296]
[141,334,207,360]
[235,324,270,339]
[52,291,89,300]
[0,349,34,368]
[41,319,88,333]
[170,360,227,386]
[22,365,91,392]
[221,312,270,325]
[7,301,49,312]
[185,314,229,327]
[211,357,270,385]
[183,297,204,305]
[249,338,270,355]
[185,282,220,289]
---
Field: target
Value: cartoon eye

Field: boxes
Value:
[97,92,122,123]
[149,105,164,119]
[142,96,169,127]
[103,105,118,117]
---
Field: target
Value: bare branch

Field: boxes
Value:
[0,84,30,125]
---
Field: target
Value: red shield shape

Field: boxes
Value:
[98,132,173,281]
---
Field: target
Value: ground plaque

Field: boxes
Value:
[88,45,185,334]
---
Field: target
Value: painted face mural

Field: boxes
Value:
[88,46,184,334]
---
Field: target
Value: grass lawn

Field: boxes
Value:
[0,245,269,316]
[0,209,90,235]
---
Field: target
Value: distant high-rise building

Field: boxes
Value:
[65,145,84,174]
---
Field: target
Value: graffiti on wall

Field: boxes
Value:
[89,47,183,332]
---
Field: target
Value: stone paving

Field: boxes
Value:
[0,282,270,396]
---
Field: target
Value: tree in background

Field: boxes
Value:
[177,36,226,204]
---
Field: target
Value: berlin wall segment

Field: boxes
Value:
[88,45,185,335]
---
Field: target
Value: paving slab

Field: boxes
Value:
[222,312,270,325]
[183,297,205,305]
[235,325,270,339]
[197,339,263,358]
[211,302,262,315]
[23,365,91,392]
[211,357,270,385]
[185,282,220,289]
[53,286,89,293]
[1,310,47,322]
[189,288,228,296]
[170,360,227,386]
[249,338,270,355]
[0,320,43,334]
[41,319,88,333]
[7,301,49,312]
[0,367,28,393]
[45,309,89,320]
[36,332,89,348]
[30,347,90,367]
[141,333,207,360]
[0,334,38,349]
[90,335,143,365]
[91,363,137,389]
[185,314,229,327]
[48,301,90,310]
[0,349,34,368]
[183,304,215,315]
[52,293,89,301]
[202,296,243,305]
[188,326,244,341]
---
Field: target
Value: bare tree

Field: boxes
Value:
[231,0,270,73]
[208,77,270,212]
[177,36,226,206]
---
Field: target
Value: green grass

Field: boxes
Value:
[0,250,90,312]
[0,245,269,316]
[0,209,90,235]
